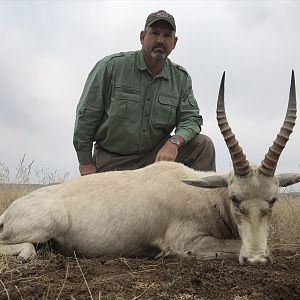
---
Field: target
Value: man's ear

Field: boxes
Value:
[173,36,178,50]
[140,30,146,45]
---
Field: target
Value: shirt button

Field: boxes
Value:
[145,114,148,117]
[142,129,146,133]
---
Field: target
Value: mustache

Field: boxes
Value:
[153,44,166,51]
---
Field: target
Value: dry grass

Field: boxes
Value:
[0,156,69,214]
[269,193,300,249]
[0,185,31,214]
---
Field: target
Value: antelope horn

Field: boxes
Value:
[259,71,297,176]
[217,72,251,176]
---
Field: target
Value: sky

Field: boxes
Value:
[0,0,300,185]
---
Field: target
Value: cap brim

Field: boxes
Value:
[147,18,176,31]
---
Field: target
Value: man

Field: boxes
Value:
[74,10,215,176]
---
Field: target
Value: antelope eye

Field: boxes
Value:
[231,195,241,206]
[261,208,271,217]
[239,207,249,216]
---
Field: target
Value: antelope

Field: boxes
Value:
[0,71,298,264]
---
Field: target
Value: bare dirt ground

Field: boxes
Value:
[0,248,299,300]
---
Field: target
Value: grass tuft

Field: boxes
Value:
[269,193,300,249]
[0,156,69,214]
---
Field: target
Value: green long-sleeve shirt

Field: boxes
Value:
[74,50,203,164]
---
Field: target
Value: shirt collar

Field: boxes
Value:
[136,50,170,80]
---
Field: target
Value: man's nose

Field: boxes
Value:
[157,34,165,44]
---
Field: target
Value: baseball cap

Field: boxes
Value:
[145,10,176,31]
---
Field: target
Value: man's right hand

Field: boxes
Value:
[79,163,97,176]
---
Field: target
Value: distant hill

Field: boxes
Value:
[0,183,59,192]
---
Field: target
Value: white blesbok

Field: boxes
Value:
[0,71,298,264]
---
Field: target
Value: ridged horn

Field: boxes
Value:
[217,72,251,176]
[259,71,297,176]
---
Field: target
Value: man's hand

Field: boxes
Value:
[155,140,179,162]
[79,163,97,176]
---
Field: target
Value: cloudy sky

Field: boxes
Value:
[1,0,300,183]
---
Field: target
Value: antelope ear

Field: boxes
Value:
[276,173,300,187]
[182,175,228,189]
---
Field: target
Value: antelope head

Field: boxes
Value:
[184,71,300,264]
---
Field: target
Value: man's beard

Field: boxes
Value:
[151,49,167,61]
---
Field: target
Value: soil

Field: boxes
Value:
[0,248,299,300]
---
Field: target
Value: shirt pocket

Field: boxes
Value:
[152,95,177,128]
[110,90,141,120]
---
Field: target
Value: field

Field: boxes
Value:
[0,160,300,300]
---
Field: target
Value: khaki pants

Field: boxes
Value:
[93,134,216,173]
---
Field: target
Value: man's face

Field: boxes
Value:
[140,21,178,61]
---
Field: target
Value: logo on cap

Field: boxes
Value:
[154,10,172,18]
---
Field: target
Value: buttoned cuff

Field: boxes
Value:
[175,129,196,144]
[76,151,93,165]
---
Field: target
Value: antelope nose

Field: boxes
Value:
[240,255,273,265]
